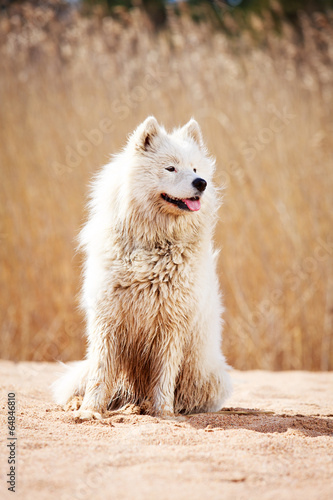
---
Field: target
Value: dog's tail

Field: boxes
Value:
[52,360,89,406]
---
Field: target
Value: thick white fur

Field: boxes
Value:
[53,117,232,419]
[52,361,89,406]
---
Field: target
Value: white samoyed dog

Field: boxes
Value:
[53,116,231,420]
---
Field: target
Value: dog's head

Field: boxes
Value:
[127,116,216,217]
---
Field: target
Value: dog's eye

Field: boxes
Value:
[193,168,197,173]
[166,166,176,172]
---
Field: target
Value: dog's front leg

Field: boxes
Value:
[73,332,114,421]
[153,339,183,418]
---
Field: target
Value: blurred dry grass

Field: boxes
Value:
[0,3,332,370]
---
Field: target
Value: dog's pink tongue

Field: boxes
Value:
[182,198,201,211]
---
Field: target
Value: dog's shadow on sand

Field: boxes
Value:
[184,408,333,437]
[64,402,333,438]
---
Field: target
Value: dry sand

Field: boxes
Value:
[0,361,332,500]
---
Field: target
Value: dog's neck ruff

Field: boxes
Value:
[117,208,206,251]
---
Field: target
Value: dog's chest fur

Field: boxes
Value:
[106,238,198,314]
[99,238,201,406]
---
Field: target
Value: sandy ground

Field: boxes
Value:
[0,361,332,500]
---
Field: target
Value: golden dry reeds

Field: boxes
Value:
[0,3,332,369]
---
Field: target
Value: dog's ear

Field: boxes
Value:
[134,116,160,152]
[180,119,204,149]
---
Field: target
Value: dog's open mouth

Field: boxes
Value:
[161,193,201,212]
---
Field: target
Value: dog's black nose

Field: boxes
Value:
[192,177,207,192]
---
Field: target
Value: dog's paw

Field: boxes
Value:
[64,396,83,411]
[154,403,176,419]
[73,409,103,421]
